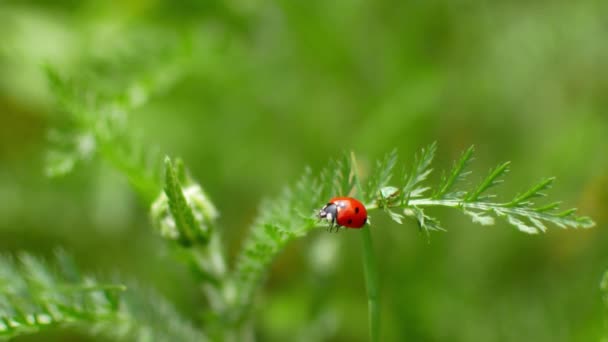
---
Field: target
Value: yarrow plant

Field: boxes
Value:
[3,25,595,342]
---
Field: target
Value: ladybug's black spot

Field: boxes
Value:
[355,207,360,214]
[347,219,353,225]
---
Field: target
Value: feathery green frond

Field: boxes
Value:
[365,144,594,234]
[402,142,436,201]
[465,161,510,202]
[403,207,445,232]
[433,145,474,199]
[231,158,338,322]
[119,283,208,342]
[0,251,126,340]
[363,149,398,202]
[45,34,227,337]
[506,177,555,207]
[44,29,191,203]
[229,143,596,324]
[0,251,208,342]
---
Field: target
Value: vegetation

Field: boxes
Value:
[1,1,606,341]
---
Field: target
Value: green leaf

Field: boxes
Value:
[402,142,436,202]
[535,201,562,213]
[163,156,208,246]
[0,252,126,340]
[362,144,595,234]
[384,208,404,224]
[434,145,474,199]
[506,177,554,207]
[506,215,540,234]
[465,161,510,202]
[334,153,354,196]
[403,207,445,232]
[119,282,208,342]
[231,154,354,322]
[463,209,495,226]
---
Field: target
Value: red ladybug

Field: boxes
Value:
[318,197,368,230]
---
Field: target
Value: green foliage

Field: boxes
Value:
[40,23,595,339]
[0,250,123,340]
[401,142,437,203]
[0,250,207,342]
[231,166,333,322]
[42,26,230,339]
[119,283,208,342]
[363,149,398,203]
[159,157,210,246]
[44,28,191,203]
[2,2,605,341]
[433,146,474,199]
[371,143,595,234]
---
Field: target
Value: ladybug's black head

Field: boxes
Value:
[318,203,338,226]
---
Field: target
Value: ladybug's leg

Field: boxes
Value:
[319,203,338,233]
[329,219,338,233]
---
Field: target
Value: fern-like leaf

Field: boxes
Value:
[231,157,340,321]
[465,161,510,202]
[364,149,398,203]
[506,177,554,207]
[402,142,436,201]
[0,251,125,340]
[44,29,191,203]
[119,282,208,342]
[0,251,208,341]
[433,145,474,199]
[364,144,595,234]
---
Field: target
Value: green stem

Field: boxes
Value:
[366,198,591,227]
[361,227,380,342]
[350,151,380,342]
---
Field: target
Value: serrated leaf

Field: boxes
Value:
[466,161,510,202]
[364,149,398,202]
[529,217,547,233]
[535,201,561,213]
[384,209,404,224]
[557,208,577,217]
[434,145,474,199]
[507,177,554,207]
[403,207,445,232]
[575,216,595,228]
[463,210,495,226]
[506,215,539,234]
[0,253,126,340]
[409,186,431,198]
[334,153,354,196]
[402,143,436,202]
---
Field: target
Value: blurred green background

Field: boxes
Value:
[1,0,607,341]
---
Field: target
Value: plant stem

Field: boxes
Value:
[361,227,380,342]
[350,151,381,342]
[366,198,592,228]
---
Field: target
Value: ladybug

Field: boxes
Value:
[318,197,368,231]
